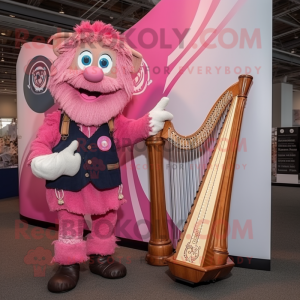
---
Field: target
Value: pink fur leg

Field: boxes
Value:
[52,209,88,265]
[52,240,89,265]
[57,209,85,239]
[86,210,118,256]
[86,235,118,256]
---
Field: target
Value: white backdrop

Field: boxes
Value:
[134,0,272,260]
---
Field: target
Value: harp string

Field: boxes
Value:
[190,101,234,248]
[167,103,231,248]
[168,128,175,243]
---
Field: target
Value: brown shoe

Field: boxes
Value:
[89,255,127,279]
[48,264,80,293]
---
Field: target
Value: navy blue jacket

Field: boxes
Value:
[46,116,121,192]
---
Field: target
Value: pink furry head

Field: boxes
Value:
[48,21,142,126]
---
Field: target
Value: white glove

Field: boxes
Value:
[149,97,173,136]
[31,140,81,181]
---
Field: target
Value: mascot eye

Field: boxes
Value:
[78,51,93,69]
[98,54,113,73]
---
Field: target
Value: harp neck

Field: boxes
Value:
[161,75,253,149]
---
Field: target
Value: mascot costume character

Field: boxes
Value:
[28,21,173,293]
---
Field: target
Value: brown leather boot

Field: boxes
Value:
[89,255,127,279]
[48,264,80,293]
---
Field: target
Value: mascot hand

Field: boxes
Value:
[31,140,81,181]
[149,97,173,136]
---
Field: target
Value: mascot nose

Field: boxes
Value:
[83,66,104,82]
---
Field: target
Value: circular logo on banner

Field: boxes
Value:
[290,129,294,133]
[133,59,152,95]
[23,56,54,113]
[280,129,284,134]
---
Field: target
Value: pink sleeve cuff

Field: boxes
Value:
[114,113,151,149]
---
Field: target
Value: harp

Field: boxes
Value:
[145,75,253,284]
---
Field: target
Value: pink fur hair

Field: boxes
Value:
[48,21,135,126]
[49,21,129,55]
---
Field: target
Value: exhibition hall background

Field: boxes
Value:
[0,0,299,277]
[14,0,272,270]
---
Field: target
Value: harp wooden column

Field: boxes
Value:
[145,134,173,266]
[213,75,253,266]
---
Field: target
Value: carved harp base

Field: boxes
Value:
[145,241,173,266]
[166,256,234,284]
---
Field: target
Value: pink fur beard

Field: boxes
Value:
[49,69,131,126]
